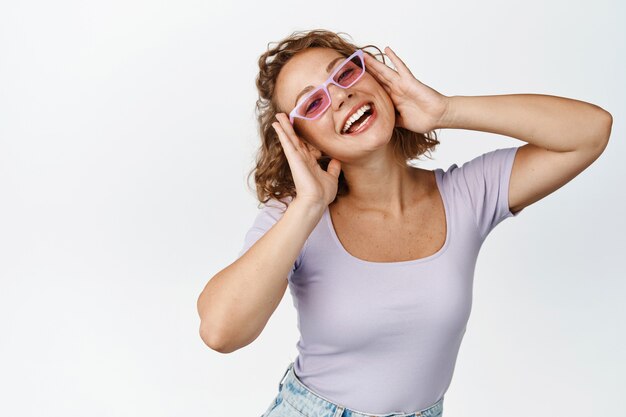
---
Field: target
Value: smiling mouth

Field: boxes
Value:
[341,103,376,136]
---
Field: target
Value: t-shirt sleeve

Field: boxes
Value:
[451,146,524,241]
[236,197,306,281]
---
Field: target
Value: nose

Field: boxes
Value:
[328,84,352,111]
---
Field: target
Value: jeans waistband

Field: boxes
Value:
[277,362,444,417]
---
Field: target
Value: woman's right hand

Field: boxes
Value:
[272,113,342,209]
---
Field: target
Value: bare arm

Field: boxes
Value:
[197,198,325,353]
[441,94,612,213]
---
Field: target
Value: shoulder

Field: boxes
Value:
[435,147,518,189]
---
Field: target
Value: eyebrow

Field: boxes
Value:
[293,56,346,107]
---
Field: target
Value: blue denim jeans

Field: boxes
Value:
[260,362,444,417]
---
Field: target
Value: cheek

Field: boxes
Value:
[380,90,395,114]
[294,125,317,145]
[378,85,393,103]
[366,73,387,93]
[365,77,393,108]
[300,126,334,153]
[303,115,335,137]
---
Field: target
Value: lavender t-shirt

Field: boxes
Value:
[238,146,523,414]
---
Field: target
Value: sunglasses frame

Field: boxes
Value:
[288,49,366,125]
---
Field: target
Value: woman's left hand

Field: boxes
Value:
[364,47,451,133]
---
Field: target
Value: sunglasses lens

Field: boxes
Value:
[294,52,364,120]
[333,55,364,87]
[295,89,330,119]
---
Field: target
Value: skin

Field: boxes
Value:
[273,45,613,220]
[273,47,443,215]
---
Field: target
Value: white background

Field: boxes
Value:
[1,1,624,416]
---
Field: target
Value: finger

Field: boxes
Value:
[272,121,298,157]
[366,62,395,88]
[306,144,322,159]
[366,65,391,88]
[366,66,393,94]
[275,113,306,150]
[364,53,399,81]
[384,47,413,77]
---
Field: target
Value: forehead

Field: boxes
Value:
[276,47,345,112]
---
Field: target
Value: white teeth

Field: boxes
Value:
[342,103,371,133]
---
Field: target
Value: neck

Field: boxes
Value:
[337,142,429,216]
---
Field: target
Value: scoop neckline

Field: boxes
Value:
[324,168,451,266]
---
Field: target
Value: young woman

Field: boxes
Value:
[197,29,612,417]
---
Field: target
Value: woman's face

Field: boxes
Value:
[274,47,396,163]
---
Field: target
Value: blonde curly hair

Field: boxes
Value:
[247,29,440,211]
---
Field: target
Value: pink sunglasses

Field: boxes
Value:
[289,49,366,124]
